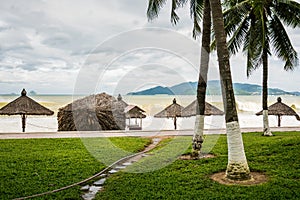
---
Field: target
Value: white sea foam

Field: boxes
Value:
[0,95,299,132]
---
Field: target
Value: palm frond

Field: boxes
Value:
[269,15,299,71]
[210,32,216,51]
[190,0,204,38]
[147,0,168,21]
[227,14,250,55]
[171,0,188,25]
[223,0,251,36]
[274,0,300,28]
[171,0,180,24]
[244,14,265,76]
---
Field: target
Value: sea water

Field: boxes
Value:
[0,95,299,132]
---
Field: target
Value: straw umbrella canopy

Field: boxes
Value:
[125,105,146,130]
[154,98,184,130]
[57,93,127,131]
[181,100,224,117]
[256,97,300,127]
[125,105,146,119]
[0,89,54,132]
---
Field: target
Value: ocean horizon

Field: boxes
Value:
[0,94,299,133]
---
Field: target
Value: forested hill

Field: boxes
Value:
[127,80,299,96]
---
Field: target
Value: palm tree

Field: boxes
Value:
[193,0,211,157]
[147,0,212,157]
[223,0,300,136]
[147,0,251,180]
[210,0,251,180]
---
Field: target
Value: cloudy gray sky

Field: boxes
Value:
[0,0,299,95]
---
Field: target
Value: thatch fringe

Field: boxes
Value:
[0,89,54,116]
[57,93,126,131]
[181,100,224,117]
[154,98,184,118]
[256,97,299,117]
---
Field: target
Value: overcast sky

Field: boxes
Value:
[0,0,299,95]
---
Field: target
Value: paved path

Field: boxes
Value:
[0,127,299,139]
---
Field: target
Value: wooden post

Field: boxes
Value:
[22,114,26,132]
[140,117,142,129]
[174,116,177,130]
[278,115,281,127]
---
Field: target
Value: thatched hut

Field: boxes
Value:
[256,97,300,127]
[125,105,146,130]
[0,89,54,132]
[57,93,127,131]
[117,94,128,108]
[154,98,184,130]
[181,100,224,117]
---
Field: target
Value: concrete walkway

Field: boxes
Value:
[0,127,299,139]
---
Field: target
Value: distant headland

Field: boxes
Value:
[127,80,300,96]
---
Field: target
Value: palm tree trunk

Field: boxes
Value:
[192,0,211,157]
[210,0,251,180]
[262,49,273,136]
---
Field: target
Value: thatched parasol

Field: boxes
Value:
[125,105,146,119]
[154,98,184,130]
[256,97,300,127]
[57,93,127,131]
[181,100,224,117]
[125,105,146,130]
[0,89,54,132]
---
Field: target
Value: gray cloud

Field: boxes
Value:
[0,0,299,94]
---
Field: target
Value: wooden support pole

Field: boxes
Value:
[174,116,177,130]
[278,115,281,127]
[22,114,26,132]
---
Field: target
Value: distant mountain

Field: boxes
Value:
[127,80,299,96]
[291,91,300,96]
[127,82,197,95]
[127,86,174,95]
[29,90,37,96]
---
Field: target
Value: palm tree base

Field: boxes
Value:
[192,115,205,155]
[263,110,273,136]
[263,131,273,136]
[181,152,215,160]
[226,162,251,181]
[225,121,250,180]
[191,149,201,158]
[211,171,267,185]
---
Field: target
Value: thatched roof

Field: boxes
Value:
[181,100,224,117]
[256,97,300,120]
[117,94,128,108]
[154,98,184,118]
[125,105,146,118]
[57,93,127,131]
[62,93,125,112]
[0,89,54,116]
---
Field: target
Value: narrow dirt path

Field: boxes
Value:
[81,137,161,200]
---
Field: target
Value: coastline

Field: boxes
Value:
[0,94,299,133]
[0,127,299,139]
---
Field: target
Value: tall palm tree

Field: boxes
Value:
[147,0,251,180]
[147,0,212,157]
[223,0,300,136]
[210,0,251,180]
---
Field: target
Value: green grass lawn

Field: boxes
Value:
[0,137,151,200]
[96,132,300,200]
